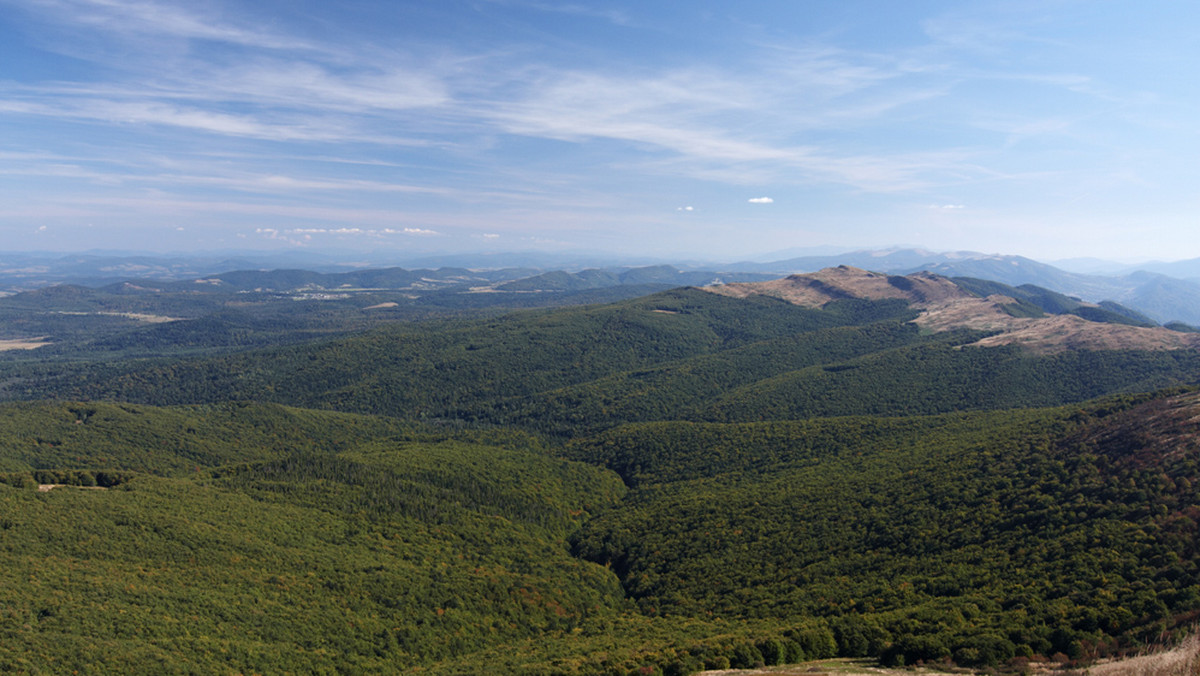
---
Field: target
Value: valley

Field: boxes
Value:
[0,262,1197,674]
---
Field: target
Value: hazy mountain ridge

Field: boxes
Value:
[4,248,1199,326]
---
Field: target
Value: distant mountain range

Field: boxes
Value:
[4,248,1200,326]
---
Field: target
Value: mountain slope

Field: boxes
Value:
[742,249,1200,326]
[7,271,1200,435]
[1,287,913,416]
[1,269,1200,673]
[569,390,1200,666]
[0,401,631,673]
[708,267,1200,353]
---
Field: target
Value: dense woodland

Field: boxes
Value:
[0,273,1198,673]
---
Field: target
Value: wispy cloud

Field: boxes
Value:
[1,0,994,194]
[485,64,979,191]
[484,0,632,26]
[3,0,1188,258]
[275,227,439,236]
[173,60,450,113]
[18,0,315,50]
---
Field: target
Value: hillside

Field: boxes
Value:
[0,264,776,362]
[0,268,1198,673]
[708,267,1200,353]
[739,249,1200,326]
[0,287,918,415]
[0,401,640,673]
[568,391,1200,668]
[6,271,1200,433]
[1,393,1197,672]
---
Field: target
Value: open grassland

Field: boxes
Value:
[1082,630,1200,675]
[0,338,48,351]
[695,632,1200,675]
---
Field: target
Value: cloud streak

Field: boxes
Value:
[1,1,994,193]
[2,1,1192,259]
[18,0,316,50]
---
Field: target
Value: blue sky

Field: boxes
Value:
[1,0,1197,262]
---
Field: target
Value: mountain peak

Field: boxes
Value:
[714,265,964,307]
[707,267,1200,354]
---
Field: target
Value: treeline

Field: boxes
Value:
[0,468,133,488]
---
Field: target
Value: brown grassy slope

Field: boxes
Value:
[691,633,1199,674]
[1081,630,1199,675]
[704,267,1200,354]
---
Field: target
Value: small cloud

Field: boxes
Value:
[259,226,438,241]
[930,204,965,210]
[482,233,500,239]
[677,206,694,212]
[36,225,47,232]
[176,226,185,231]
[748,197,774,204]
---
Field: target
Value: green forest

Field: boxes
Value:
[0,277,1198,674]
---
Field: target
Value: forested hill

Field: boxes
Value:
[6,270,1200,433]
[1,266,1200,673]
[566,390,1200,670]
[0,391,1197,672]
[0,287,919,416]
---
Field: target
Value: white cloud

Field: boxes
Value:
[930,203,965,210]
[676,206,694,211]
[485,62,981,192]
[265,226,438,237]
[196,61,449,112]
[748,197,774,204]
[27,0,315,51]
[4,0,992,195]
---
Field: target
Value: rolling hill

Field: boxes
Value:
[0,266,1198,673]
[739,249,1200,326]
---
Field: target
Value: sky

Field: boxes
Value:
[1,0,1197,262]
